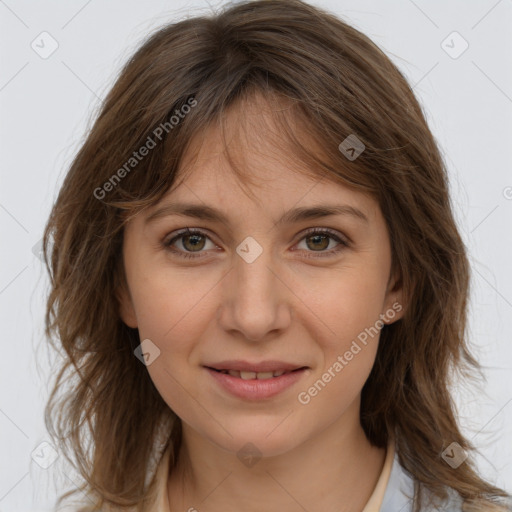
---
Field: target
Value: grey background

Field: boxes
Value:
[1,0,511,510]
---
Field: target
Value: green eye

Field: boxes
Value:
[163,227,349,260]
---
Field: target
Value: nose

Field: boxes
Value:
[216,239,292,342]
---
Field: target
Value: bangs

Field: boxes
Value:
[104,79,378,229]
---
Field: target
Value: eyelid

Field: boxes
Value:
[294,226,351,246]
[162,226,350,259]
[163,227,219,256]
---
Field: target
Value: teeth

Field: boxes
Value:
[220,369,290,379]
[256,372,274,380]
[240,371,257,380]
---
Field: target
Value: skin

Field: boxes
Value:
[118,92,405,512]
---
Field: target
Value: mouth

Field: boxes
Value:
[204,364,309,400]
[205,366,308,380]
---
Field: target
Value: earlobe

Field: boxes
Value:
[116,280,138,329]
[383,270,406,324]
[383,295,405,325]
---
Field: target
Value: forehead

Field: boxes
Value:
[179,92,312,186]
[165,91,374,212]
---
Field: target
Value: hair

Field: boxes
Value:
[42,0,511,511]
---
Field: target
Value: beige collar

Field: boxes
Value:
[362,438,395,511]
[146,436,395,512]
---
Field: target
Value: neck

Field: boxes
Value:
[167,402,386,512]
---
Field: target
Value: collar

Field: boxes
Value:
[145,435,463,512]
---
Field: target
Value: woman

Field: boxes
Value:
[42,0,511,510]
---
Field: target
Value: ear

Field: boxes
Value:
[382,265,406,325]
[116,277,138,329]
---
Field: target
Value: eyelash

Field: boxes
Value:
[162,227,349,260]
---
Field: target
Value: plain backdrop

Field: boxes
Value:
[1,0,511,510]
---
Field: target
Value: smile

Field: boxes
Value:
[209,368,302,379]
[205,366,309,400]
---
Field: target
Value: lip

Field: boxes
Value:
[205,366,308,400]
[203,360,306,373]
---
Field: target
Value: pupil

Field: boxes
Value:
[307,234,328,251]
[184,234,204,251]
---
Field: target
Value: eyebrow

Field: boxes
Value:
[144,202,369,226]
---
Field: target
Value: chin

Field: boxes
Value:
[204,418,305,460]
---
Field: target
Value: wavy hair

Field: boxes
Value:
[42,0,510,510]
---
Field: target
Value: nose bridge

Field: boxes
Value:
[218,235,291,341]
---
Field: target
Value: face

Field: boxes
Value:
[118,95,404,458]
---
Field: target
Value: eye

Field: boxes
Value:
[294,227,349,258]
[163,228,217,260]
[162,227,349,260]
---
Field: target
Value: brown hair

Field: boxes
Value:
[42,0,511,510]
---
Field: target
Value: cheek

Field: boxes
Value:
[305,265,388,346]
[128,269,216,397]
[129,266,216,342]
[297,287,382,414]
[135,283,209,422]
[300,264,388,391]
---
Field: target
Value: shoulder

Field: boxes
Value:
[380,452,464,512]
[381,455,512,512]
[65,419,174,511]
